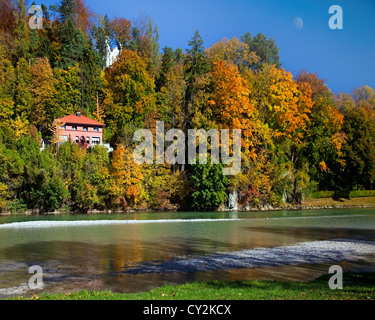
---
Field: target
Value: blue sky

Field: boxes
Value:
[39,0,375,94]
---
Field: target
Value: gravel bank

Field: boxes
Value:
[123,239,375,274]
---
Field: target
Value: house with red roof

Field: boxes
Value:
[56,112,110,150]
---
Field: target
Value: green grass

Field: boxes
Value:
[13,272,375,300]
[298,196,375,208]
[311,190,375,199]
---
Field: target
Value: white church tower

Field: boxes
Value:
[105,40,120,68]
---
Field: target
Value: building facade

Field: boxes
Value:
[57,112,106,148]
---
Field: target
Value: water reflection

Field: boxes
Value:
[0,209,374,297]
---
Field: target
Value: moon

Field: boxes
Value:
[294,17,304,29]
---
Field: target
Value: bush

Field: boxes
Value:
[8,199,28,214]
[349,190,375,197]
[311,190,375,199]
[311,191,335,198]
[333,188,351,200]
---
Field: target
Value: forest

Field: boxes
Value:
[1,0,375,213]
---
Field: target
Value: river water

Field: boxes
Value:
[0,209,374,297]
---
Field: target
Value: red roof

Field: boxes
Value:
[57,114,105,127]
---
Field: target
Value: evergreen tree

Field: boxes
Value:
[58,0,77,24]
[13,0,30,60]
[241,32,281,69]
[57,19,87,69]
[190,160,229,211]
[92,14,113,70]
[156,46,175,92]
[185,30,210,83]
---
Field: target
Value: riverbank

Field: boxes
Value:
[13,272,375,300]
[2,196,375,217]
[281,196,375,210]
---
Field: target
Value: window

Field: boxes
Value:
[83,127,88,131]
[72,126,77,131]
[92,137,100,145]
[75,136,79,144]
[61,125,66,130]
[61,136,68,142]
[94,127,99,132]
[86,137,90,145]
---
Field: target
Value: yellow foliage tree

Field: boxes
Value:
[109,144,144,209]
[0,182,8,211]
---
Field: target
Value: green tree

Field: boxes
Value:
[155,46,175,92]
[185,30,210,84]
[50,64,82,121]
[241,32,281,69]
[13,0,30,59]
[0,142,24,203]
[340,106,375,190]
[58,0,77,24]
[92,14,113,70]
[190,160,229,211]
[30,57,56,133]
[14,58,32,120]
[57,19,88,69]
[296,71,345,191]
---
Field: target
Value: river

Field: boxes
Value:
[0,209,374,298]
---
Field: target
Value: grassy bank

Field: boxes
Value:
[302,196,375,208]
[14,272,375,300]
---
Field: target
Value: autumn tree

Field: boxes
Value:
[0,44,16,127]
[208,60,276,206]
[108,144,144,209]
[14,57,32,121]
[102,48,155,141]
[75,0,94,37]
[209,60,258,157]
[30,57,56,133]
[50,64,82,121]
[111,17,132,50]
[206,37,259,73]
[248,65,314,203]
[296,71,345,191]
[158,60,186,130]
[0,0,18,59]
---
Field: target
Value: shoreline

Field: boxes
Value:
[1,197,375,217]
